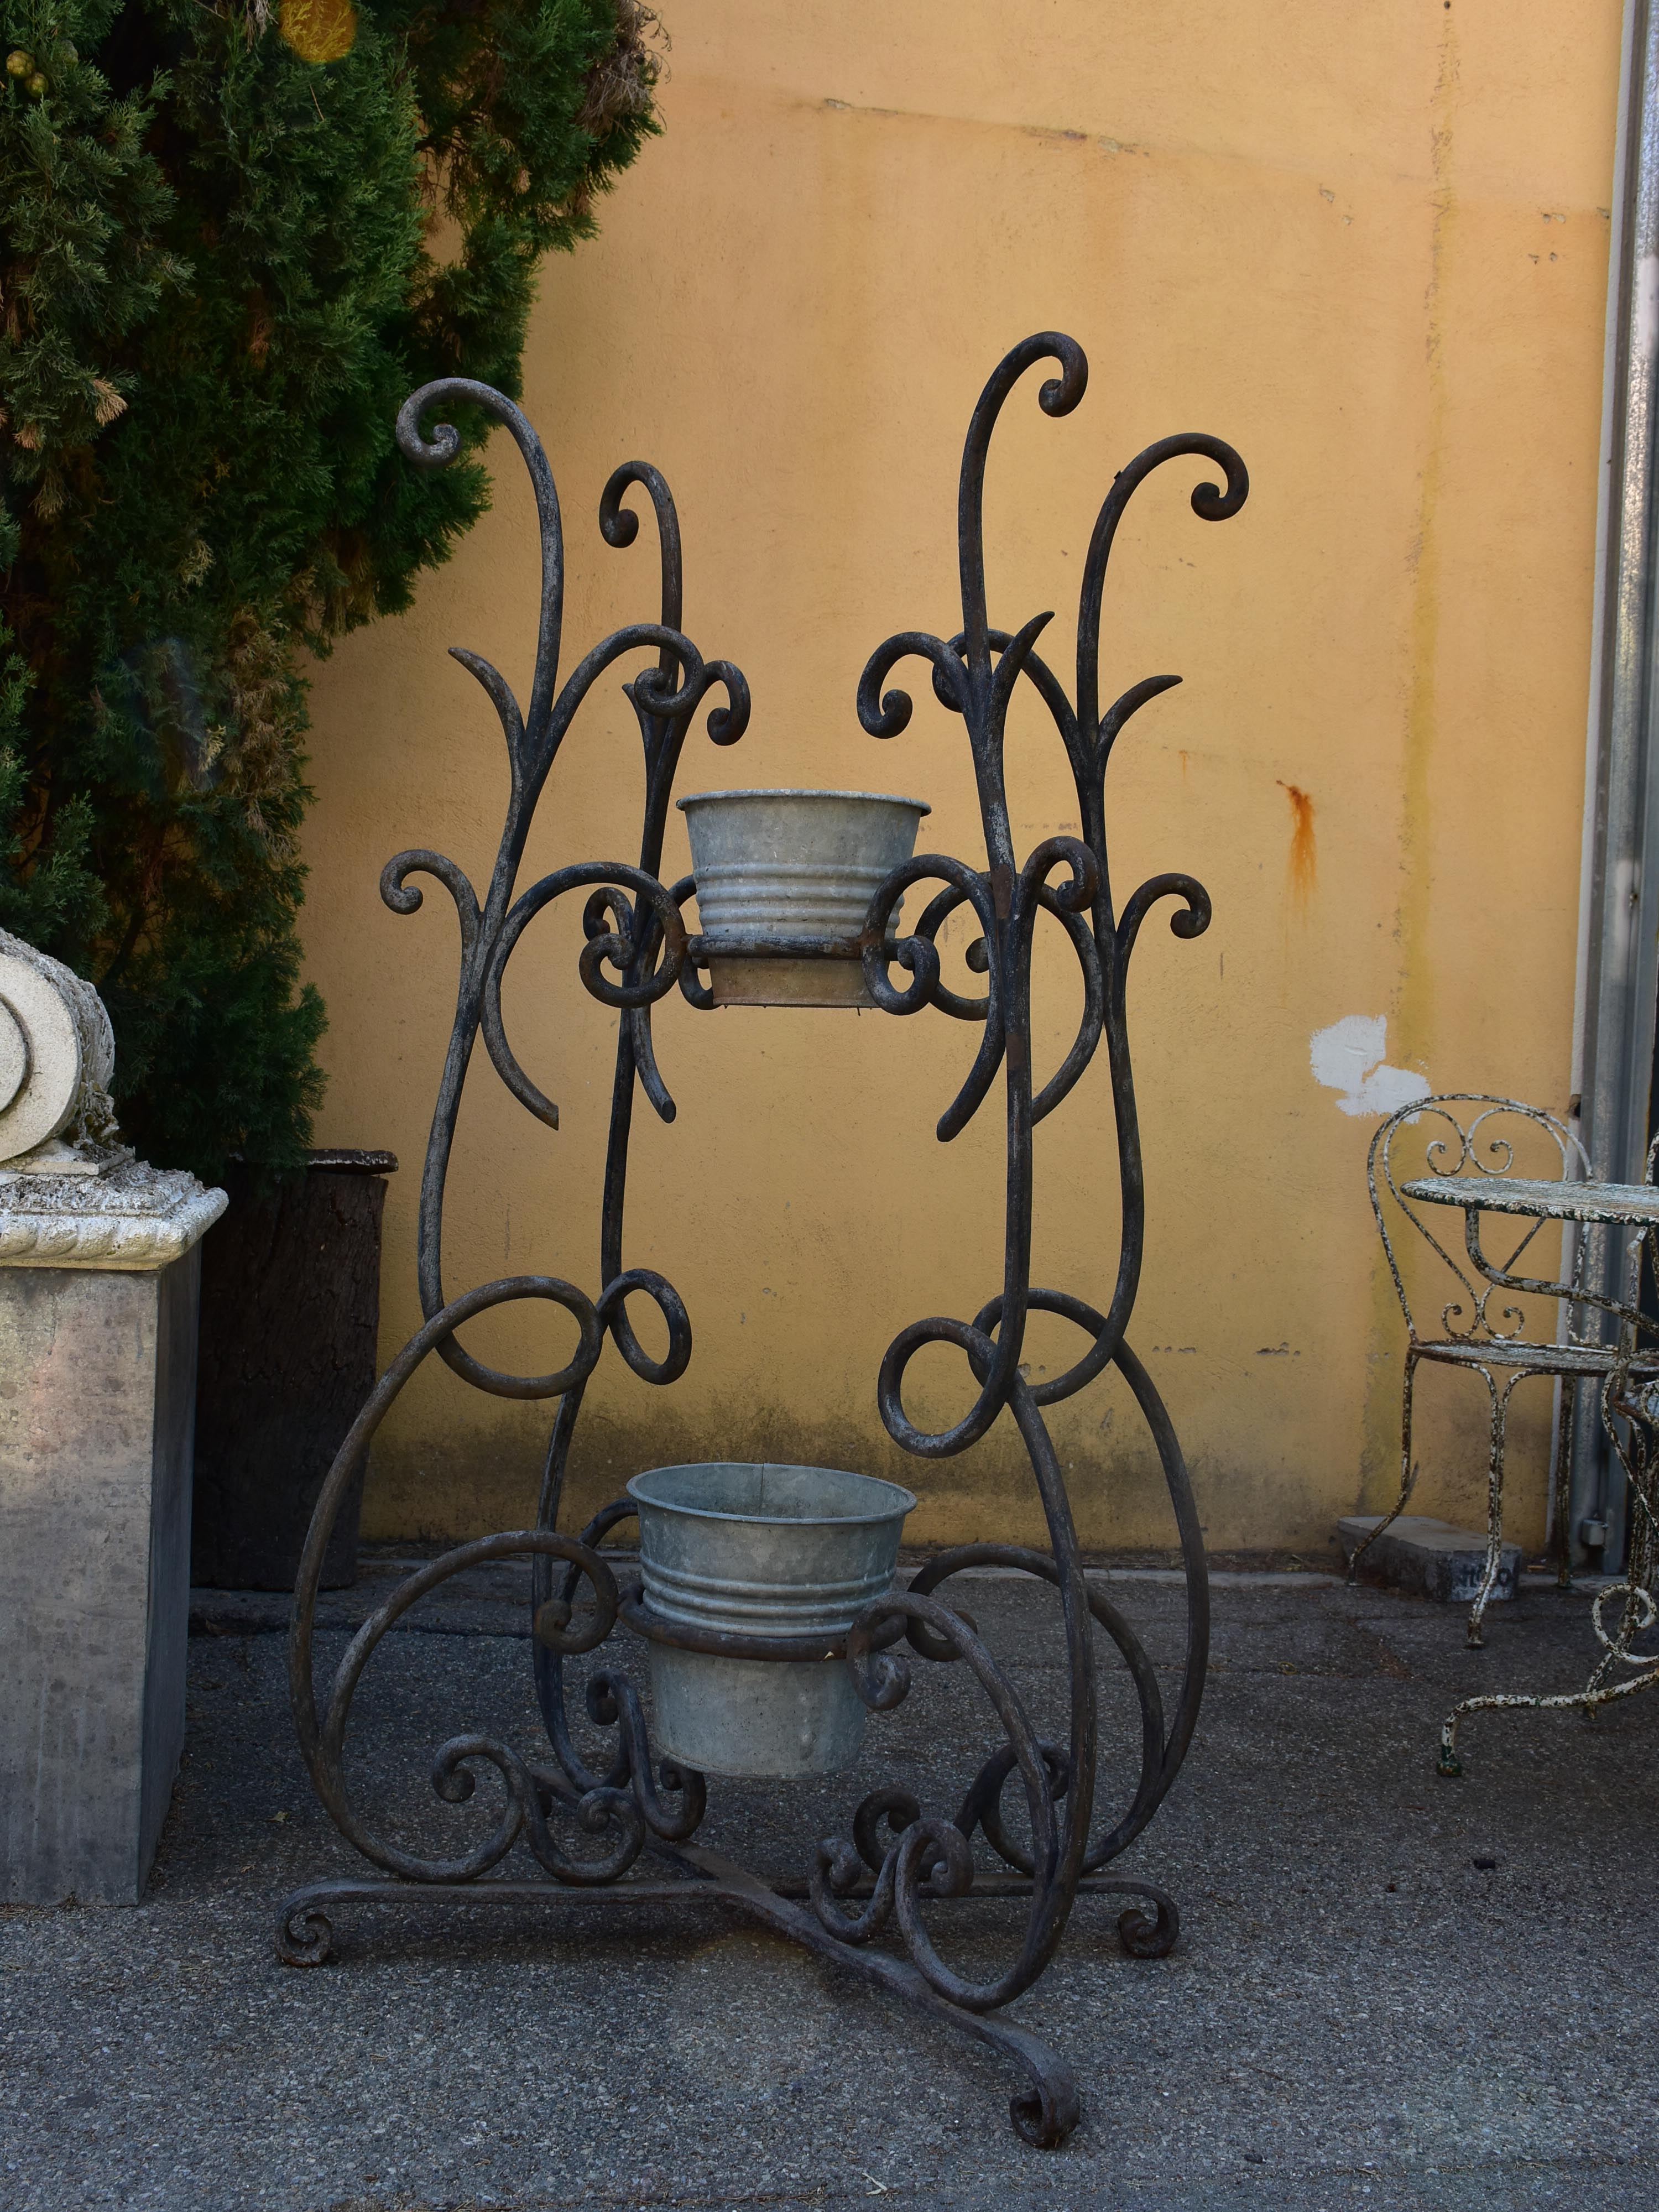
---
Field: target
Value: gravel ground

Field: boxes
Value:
[2,1563,1656,2212]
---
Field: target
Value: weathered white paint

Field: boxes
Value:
[1309,1014,1432,1118]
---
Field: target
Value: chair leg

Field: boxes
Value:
[1468,1368,1520,1649]
[1347,1350,1420,1583]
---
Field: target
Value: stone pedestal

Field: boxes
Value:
[0,1165,226,1903]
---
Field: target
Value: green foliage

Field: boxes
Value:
[0,0,658,1179]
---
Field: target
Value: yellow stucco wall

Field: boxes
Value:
[299,2,1624,1554]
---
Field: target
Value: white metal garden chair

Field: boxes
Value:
[1351,1093,1659,1651]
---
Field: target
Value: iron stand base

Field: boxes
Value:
[274,1845,1182,2147]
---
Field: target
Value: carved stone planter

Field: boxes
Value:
[0,931,226,1903]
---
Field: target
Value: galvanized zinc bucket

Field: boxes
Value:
[677,789,931,1006]
[625,1461,916,1778]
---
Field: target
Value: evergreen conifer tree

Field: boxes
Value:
[0,0,658,1178]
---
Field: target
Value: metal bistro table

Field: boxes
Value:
[1400,1167,1659,1775]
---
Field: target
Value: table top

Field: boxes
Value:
[1400,1173,1659,1227]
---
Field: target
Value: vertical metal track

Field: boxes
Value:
[1573,0,1659,1566]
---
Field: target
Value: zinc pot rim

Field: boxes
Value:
[676,787,932,815]
[627,1460,917,1528]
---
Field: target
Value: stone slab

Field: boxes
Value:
[1337,1511,1522,1604]
[0,1248,202,1902]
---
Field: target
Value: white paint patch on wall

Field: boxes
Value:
[1310,1015,1432,1117]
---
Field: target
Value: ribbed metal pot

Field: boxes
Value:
[677,789,931,1006]
[625,1461,916,1778]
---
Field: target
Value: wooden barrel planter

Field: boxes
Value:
[190,1149,395,1592]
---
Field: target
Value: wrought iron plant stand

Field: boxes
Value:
[278,333,1248,2147]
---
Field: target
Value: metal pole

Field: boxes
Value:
[1572,0,1659,1568]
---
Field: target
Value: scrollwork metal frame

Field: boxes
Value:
[278,335,1247,2148]
[1357,1095,1659,1767]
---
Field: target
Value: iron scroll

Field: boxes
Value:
[280,336,1247,2147]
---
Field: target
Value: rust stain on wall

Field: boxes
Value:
[1277,780,1317,907]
